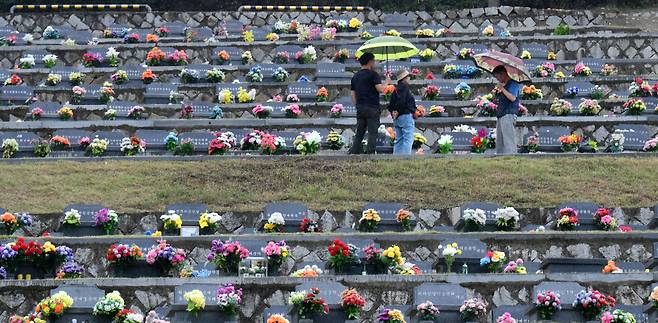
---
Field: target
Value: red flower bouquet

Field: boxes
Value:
[341,289,365,320]
[327,239,357,273]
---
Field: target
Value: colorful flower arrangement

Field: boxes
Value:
[179,68,200,84]
[415,28,435,38]
[260,133,286,155]
[593,208,617,231]
[146,33,159,43]
[18,54,35,69]
[421,85,440,100]
[521,85,543,100]
[126,105,145,120]
[115,309,144,323]
[555,207,579,230]
[535,290,561,320]
[298,217,320,233]
[316,86,329,102]
[428,105,445,117]
[459,298,487,321]
[533,62,556,78]
[146,47,166,66]
[289,288,329,319]
[340,289,365,320]
[293,131,322,155]
[463,208,486,230]
[2,139,18,159]
[623,98,646,115]
[454,82,471,101]
[104,109,116,120]
[326,131,345,150]
[241,51,253,64]
[45,73,61,86]
[348,18,362,31]
[436,134,453,154]
[558,133,582,152]
[94,208,118,234]
[183,290,205,316]
[242,30,254,42]
[105,47,120,67]
[457,48,475,60]
[601,64,617,76]
[252,104,273,119]
[282,104,301,118]
[378,308,406,323]
[35,291,73,319]
[167,50,188,65]
[265,33,280,42]
[496,312,517,323]
[417,301,439,321]
[267,314,290,323]
[92,291,125,318]
[198,212,221,232]
[42,54,58,69]
[70,86,86,104]
[10,314,45,323]
[217,50,231,65]
[476,98,498,117]
[264,212,285,233]
[643,137,658,152]
[295,45,317,64]
[290,264,323,277]
[0,212,31,234]
[120,136,146,156]
[208,131,236,155]
[4,74,22,86]
[503,258,527,274]
[359,208,381,232]
[395,209,413,231]
[123,33,140,43]
[578,99,601,116]
[494,207,519,231]
[246,65,263,83]
[334,48,350,63]
[87,137,108,157]
[650,286,658,308]
[263,240,289,272]
[573,63,592,77]
[600,309,636,323]
[146,240,186,273]
[216,284,243,316]
[573,290,615,321]
[602,260,622,273]
[160,210,182,232]
[106,243,142,265]
[206,68,225,83]
[327,239,357,273]
[207,240,250,273]
[56,106,74,121]
[591,85,611,100]
[520,50,532,59]
[480,250,506,272]
[100,82,115,104]
[63,209,81,226]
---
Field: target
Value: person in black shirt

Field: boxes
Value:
[348,52,391,154]
[388,69,416,154]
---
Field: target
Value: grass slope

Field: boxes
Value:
[0,156,656,213]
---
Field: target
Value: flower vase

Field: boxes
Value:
[366,262,388,275]
[199,227,217,236]
[164,228,180,236]
[463,221,481,232]
[444,259,454,273]
[267,262,280,276]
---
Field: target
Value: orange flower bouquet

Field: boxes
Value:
[316,87,329,102]
[35,291,73,319]
[218,50,230,65]
[141,69,157,84]
[558,133,582,152]
[383,84,395,101]
[145,47,165,66]
[50,136,71,150]
[602,260,622,273]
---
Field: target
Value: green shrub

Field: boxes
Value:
[553,23,571,35]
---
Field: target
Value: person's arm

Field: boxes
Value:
[351,90,357,105]
[374,73,391,93]
[496,82,518,101]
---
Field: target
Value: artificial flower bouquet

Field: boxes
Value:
[260,133,287,155]
[348,18,363,31]
[106,243,143,266]
[608,132,625,153]
[237,87,256,103]
[415,28,435,38]
[35,291,73,319]
[208,132,237,155]
[643,137,658,152]
[273,67,289,82]
[99,82,115,104]
[45,73,61,86]
[494,207,519,231]
[396,209,413,231]
[650,286,658,308]
[520,50,532,59]
[573,63,592,77]
[602,260,622,274]
[573,290,615,321]
[601,64,617,76]
[296,45,317,64]
[593,208,617,231]
[623,98,646,115]
[470,129,490,153]
[334,48,349,63]
[591,85,611,100]
[115,309,144,323]
[146,47,166,66]
[267,314,290,323]
[521,85,543,100]
[327,239,358,273]
[87,137,109,157]
[42,54,58,69]
[459,298,487,322]
[104,109,117,120]
[457,48,475,60]
[417,301,440,321]
[180,68,200,84]
[427,105,445,118]
[127,105,145,120]
[326,131,345,150]
[288,288,329,319]
[18,55,35,69]
[0,212,31,234]
[282,104,301,118]
[533,62,556,78]
[419,48,435,62]
[111,70,129,85]
[316,87,329,102]
[160,210,182,233]
[9,314,45,323]
[183,290,205,316]
[92,291,125,319]
[558,133,582,152]
[480,250,506,273]
[299,217,320,233]
[442,64,459,79]
[167,50,188,66]
[262,240,289,272]
[217,284,243,316]
[4,74,22,86]
[476,98,498,117]
[378,308,406,323]
[600,309,636,323]
[462,208,486,231]
[1,139,18,159]
[440,242,462,273]
[496,312,517,323]
[146,240,186,274]
[578,99,601,116]
[454,82,471,101]
[503,258,527,274]
[198,212,221,233]
[435,134,453,154]
[264,212,285,233]
[535,290,561,320]
[550,98,573,116]
[359,208,381,232]
[50,136,70,151]
[63,209,81,227]
[120,136,146,156]
[566,86,579,98]
[94,208,119,234]
[381,84,395,101]
[206,68,225,83]
[422,85,440,100]
[555,207,579,230]
[246,66,263,83]
[57,106,74,121]
[252,104,273,119]
[341,289,365,320]
[290,264,323,277]
[413,133,427,150]
[207,239,250,273]
[293,131,322,155]
[362,243,388,274]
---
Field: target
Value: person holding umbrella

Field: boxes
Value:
[492,65,521,155]
[347,52,392,154]
[387,69,416,155]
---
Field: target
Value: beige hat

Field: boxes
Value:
[396,69,410,82]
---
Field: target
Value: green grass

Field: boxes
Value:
[0,156,656,213]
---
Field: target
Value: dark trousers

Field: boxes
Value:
[348,105,380,154]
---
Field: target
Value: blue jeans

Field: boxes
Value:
[393,113,415,155]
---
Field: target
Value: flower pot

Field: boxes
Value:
[199,227,217,236]
[267,263,281,276]
[109,261,163,278]
[365,263,388,275]
[163,228,181,236]
[60,225,107,237]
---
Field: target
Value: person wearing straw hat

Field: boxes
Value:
[492,65,521,155]
[387,69,416,155]
[348,52,392,154]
